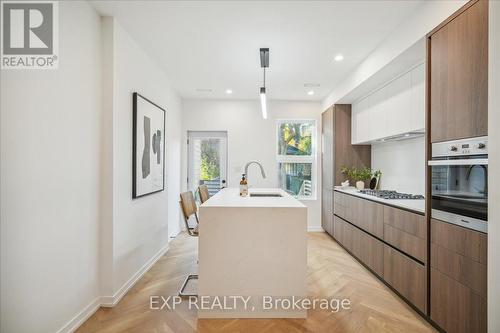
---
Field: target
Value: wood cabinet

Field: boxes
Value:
[334,192,383,238]
[383,206,427,263]
[351,64,425,144]
[334,216,384,277]
[429,0,488,143]
[333,192,428,313]
[321,108,334,235]
[321,105,370,236]
[383,245,427,313]
[322,108,334,190]
[430,218,487,332]
[431,268,486,333]
[321,189,333,235]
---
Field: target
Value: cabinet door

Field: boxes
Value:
[321,108,334,190]
[385,71,412,137]
[352,96,370,144]
[430,0,488,142]
[383,246,427,312]
[322,189,333,235]
[410,63,425,132]
[383,206,427,263]
[334,216,384,276]
[431,268,486,333]
[369,87,387,141]
[348,195,384,239]
[430,218,487,332]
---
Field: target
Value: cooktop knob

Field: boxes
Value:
[477,143,486,149]
[450,146,458,152]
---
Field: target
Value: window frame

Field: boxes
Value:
[275,119,317,200]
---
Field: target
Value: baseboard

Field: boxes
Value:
[57,243,170,332]
[56,297,101,333]
[100,243,170,307]
[307,226,325,232]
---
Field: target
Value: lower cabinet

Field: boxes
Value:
[430,219,487,333]
[333,216,384,279]
[322,189,333,235]
[383,245,427,313]
[431,268,486,333]
[334,192,384,238]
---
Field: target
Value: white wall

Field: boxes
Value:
[181,99,322,230]
[105,18,183,295]
[371,136,425,195]
[322,0,466,110]
[0,2,103,332]
[488,1,500,331]
[0,5,184,332]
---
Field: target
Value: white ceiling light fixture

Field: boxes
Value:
[307,90,315,96]
[225,89,233,94]
[334,54,344,62]
[259,48,269,119]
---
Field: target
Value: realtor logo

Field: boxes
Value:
[1,1,58,69]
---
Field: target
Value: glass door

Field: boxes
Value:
[187,131,227,197]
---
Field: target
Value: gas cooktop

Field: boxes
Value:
[359,189,425,200]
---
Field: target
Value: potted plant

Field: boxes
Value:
[341,166,372,190]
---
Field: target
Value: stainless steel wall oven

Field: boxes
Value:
[429,136,488,233]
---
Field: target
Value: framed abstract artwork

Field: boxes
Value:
[132,92,166,198]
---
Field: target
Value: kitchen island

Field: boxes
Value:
[198,188,307,318]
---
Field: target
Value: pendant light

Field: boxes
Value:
[259,48,269,119]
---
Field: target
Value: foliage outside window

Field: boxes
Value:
[200,139,221,181]
[277,120,316,199]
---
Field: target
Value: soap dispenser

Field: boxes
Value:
[239,174,248,197]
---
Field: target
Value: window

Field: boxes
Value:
[276,120,316,199]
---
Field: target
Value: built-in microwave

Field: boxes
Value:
[429,136,488,233]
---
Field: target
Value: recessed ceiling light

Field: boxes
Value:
[334,54,344,62]
[226,89,233,94]
[404,133,410,137]
[307,90,314,96]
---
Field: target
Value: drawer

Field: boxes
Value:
[431,243,486,298]
[351,195,384,238]
[334,192,384,238]
[384,224,426,263]
[383,245,427,312]
[431,268,486,333]
[383,205,426,239]
[333,191,348,220]
[431,219,487,264]
[334,216,384,276]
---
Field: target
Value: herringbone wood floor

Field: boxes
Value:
[77,232,436,333]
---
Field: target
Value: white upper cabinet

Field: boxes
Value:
[410,63,425,131]
[351,64,425,145]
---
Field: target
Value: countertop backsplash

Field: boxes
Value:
[371,136,425,195]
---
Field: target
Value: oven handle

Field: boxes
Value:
[428,158,488,166]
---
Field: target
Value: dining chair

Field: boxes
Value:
[178,191,199,296]
[198,185,210,204]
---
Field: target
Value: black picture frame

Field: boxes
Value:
[132,92,166,199]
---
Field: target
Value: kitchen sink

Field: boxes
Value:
[249,193,283,197]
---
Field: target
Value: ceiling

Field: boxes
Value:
[91,1,423,101]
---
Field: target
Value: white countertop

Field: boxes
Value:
[334,187,425,214]
[201,187,306,208]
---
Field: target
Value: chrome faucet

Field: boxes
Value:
[244,161,266,185]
